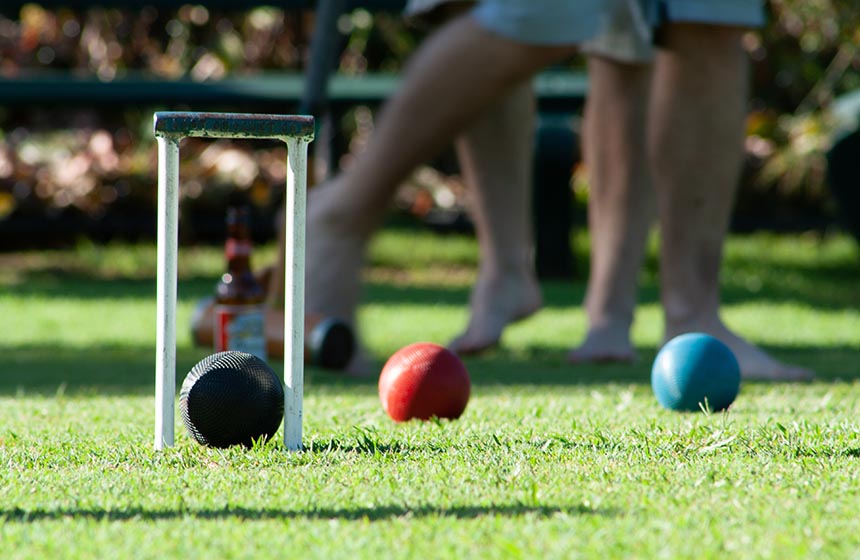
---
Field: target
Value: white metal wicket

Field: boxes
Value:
[153,111,314,452]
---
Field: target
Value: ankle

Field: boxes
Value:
[586,314,633,340]
[663,312,725,340]
[479,250,535,277]
[586,305,633,331]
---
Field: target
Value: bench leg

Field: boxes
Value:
[533,113,578,280]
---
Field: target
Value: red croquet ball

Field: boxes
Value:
[378,342,471,422]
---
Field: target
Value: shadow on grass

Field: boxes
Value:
[0,502,617,523]
[363,251,860,311]
[8,243,859,311]
[3,342,858,396]
[3,344,203,396]
[5,272,214,301]
[718,261,860,310]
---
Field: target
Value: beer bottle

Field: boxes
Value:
[214,206,267,360]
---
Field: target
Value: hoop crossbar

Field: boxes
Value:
[153,111,313,452]
[154,111,315,140]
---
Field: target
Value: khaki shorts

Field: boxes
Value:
[409,0,766,57]
[583,0,765,62]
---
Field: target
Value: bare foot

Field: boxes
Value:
[665,320,814,382]
[567,331,636,364]
[447,268,542,355]
[567,324,636,364]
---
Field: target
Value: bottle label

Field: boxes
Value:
[214,304,267,360]
[225,239,252,260]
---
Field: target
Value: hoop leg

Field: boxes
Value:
[283,138,309,451]
[155,136,180,450]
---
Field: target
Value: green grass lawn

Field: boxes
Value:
[2,229,859,559]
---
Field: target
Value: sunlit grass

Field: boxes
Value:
[2,229,859,559]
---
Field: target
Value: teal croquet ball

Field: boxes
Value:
[651,333,741,412]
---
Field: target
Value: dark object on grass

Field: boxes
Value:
[180,351,284,448]
[827,127,860,248]
[306,315,356,370]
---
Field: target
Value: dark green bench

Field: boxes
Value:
[0,1,588,277]
[0,71,586,109]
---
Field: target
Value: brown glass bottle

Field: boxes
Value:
[214,206,267,360]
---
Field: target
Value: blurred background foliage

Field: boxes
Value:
[0,0,858,247]
[740,0,860,230]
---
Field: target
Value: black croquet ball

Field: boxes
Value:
[179,351,284,448]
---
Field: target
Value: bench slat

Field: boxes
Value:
[0,0,407,14]
[0,71,586,107]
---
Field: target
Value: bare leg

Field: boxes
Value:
[448,82,543,354]
[303,16,575,373]
[650,23,813,381]
[569,55,655,364]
